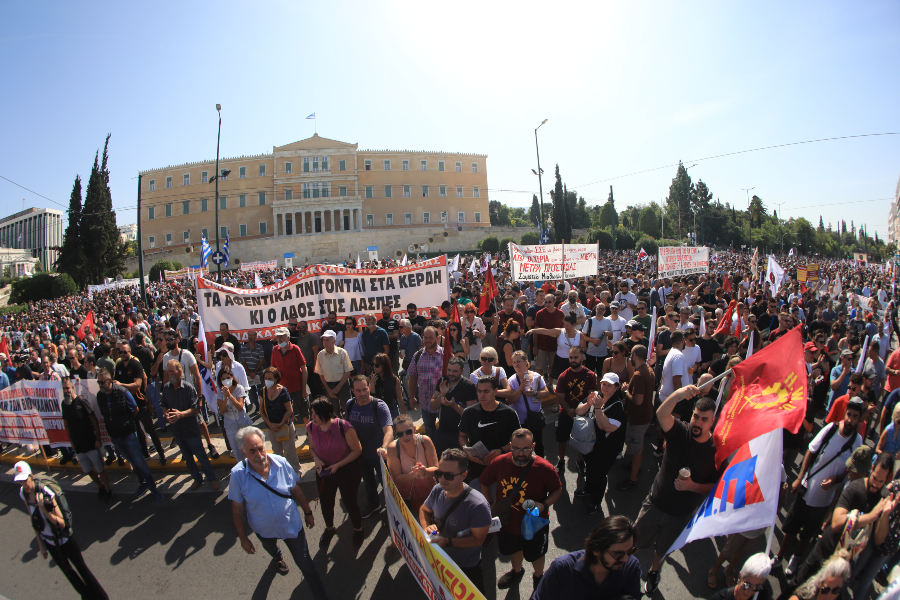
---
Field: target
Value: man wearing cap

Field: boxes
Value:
[271,326,308,426]
[13,461,109,599]
[624,321,647,354]
[315,330,353,415]
[827,349,855,411]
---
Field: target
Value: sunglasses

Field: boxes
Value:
[395,429,415,438]
[612,351,621,356]
[606,545,638,561]
[818,586,843,596]
[739,582,765,592]
[435,470,464,481]
[480,357,495,362]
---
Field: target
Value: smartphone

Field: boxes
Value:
[319,469,332,477]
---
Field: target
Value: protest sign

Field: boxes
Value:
[240,260,278,272]
[508,242,599,281]
[806,263,819,282]
[797,265,807,282]
[0,407,49,445]
[657,247,710,279]
[196,256,449,338]
[382,460,487,600]
[854,252,868,267]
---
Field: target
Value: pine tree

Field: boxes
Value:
[550,165,567,243]
[529,194,541,226]
[666,161,693,241]
[818,216,825,230]
[56,175,85,285]
[81,134,125,284]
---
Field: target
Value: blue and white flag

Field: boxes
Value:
[306,112,315,119]
[539,226,550,245]
[200,236,211,268]
[223,232,230,268]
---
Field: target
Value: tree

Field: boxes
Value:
[691,180,713,245]
[529,194,541,226]
[639,206,661,238]
[818,216,825,231]
[520,231,540,245]
[55,175,85,287]
[149,259,184,282]
[666,162,693,240]
[489,200,511,227]
[81,135,126,284]
[748,195,766,228]
[550,164,571,243]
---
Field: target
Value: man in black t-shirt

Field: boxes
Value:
[458,376,520,483]
[213,322,241,362]
[115,340,166,464]
[377,304,401,374]
[635,385,719,595]
[406,303,428,335]
[60,378,112,501]
[320,311,347,336]
[431,357,478,455]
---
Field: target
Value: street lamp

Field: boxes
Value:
[207,104,231,282]
[781,231,798,254]
[742,187,755,249]
[534,119,548,233]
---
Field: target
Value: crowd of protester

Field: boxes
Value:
[7,247,900,600]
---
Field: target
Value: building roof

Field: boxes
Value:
[0,207,64,225]
[275,133,358,151]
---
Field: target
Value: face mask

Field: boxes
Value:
[264,380,275,389]
[222,379,233,388]
[278,341,288,349]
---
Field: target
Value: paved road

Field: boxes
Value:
[0,421,797,600]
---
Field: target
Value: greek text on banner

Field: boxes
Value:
[657,247,710,279]
[509,242,599,281]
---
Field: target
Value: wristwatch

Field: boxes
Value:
[304,510,313,516]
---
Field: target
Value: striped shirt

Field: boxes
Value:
[410,345,444,414]
[161,379,202,439]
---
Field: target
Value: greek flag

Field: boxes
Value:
[223,232,230,268]
[539,226,550,244]
[200,236,211,268]
[306,113,315,119]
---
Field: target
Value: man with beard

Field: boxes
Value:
[480,429,563,590]
[553,346,598,474]
[635,385,719,595]
[60,377,112,502]
[320,311,346,337]
[377,304,401,374]
[431,357,478,455]
[291,320,322,397]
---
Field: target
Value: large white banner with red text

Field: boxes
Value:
[196,257,450,339]
[509,242,599,281]
[657,247,710,279]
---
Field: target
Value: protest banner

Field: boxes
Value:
[806,263,820,282]
[854,252,868,267]
[196,256,449,338]
[240,260,278,272]
[797,265,807,282]
[0,407,49,445]
[657,247,710,279]
[382,460,487,600]
[165,267,206,280]
[87,276,149,295]
[508,242,599,281]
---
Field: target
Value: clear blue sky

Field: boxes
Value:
[1,1,898,238]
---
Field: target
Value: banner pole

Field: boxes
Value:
[40,445,52,473]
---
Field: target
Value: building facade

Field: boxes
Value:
[890,172,900,246]
[0,207,64,271]
[119,223,137,242]
[138,134,490,261]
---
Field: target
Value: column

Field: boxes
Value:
[275,213,281,237]
[299,211,304,235]
[356,209,362,231]
[328,210,333,233]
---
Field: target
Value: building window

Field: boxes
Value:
[423,212,430,224]
[457,186,463,198]
[456,161,461,172]
[441,211,447,223]
[165,204,172,217]
[201,171,208,183]
[385,213,393,226]
[259,222,267,235]
[403,160,409,171]
[383,185,392,198]
[322,183,330,198]
[259,164,266,176]
[303,157,310,172]
[201,198,208,212]
[182,201,190,215]
[365,186,373,199]
[149,236,155,248]
[286,189,294,200]
[258,192,266,205]
[149,179,155,191]
[473,186,480,198]
[458,212,465,223]
[322,157,328,171]
[405,213,412,225]
[312,183,321,198]
[285,162,292,174]
[365,159,372,171]
[220,196,226,210]
[201,228,208,239]
[285,218,293,235]
[421,186,429,197]
[313,157,319,172]
[220,226,228,239]
[384,160,391,171]
[148,207,155,220]
[420,160,427,171]
[472,162,478,173]
[166,176,172,189]
[403,185,411,198]
[438,161,445,172]
[183,174,190,186]
[339,186,347,197]
[183,231,190,243]
[366,214,374,227]
[339,159,346,171]
[439,186,447,197]
[165,233,172,246]
[475,212,482,223]
[239,194,247,207]
[239,166,246,179]
[239,224,247,237]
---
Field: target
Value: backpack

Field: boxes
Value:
[569,407,596,454]
[31,475,74,542]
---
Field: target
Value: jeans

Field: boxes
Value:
[388,403,399,421]
[175,435,217,484]
[257,529,327,600]
[316,458,362,529]
[421,410,438,439]
[850,544,890,600]
[111,433,157,491]
[359,451,382,507]
[146,379,165,427]
[133,403,164,460]
[247,383,261,413]
[45,535,108,600]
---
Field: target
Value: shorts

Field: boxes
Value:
[555,410,575,443]
[782,493,830,538]
[585,354,605,373]
[624,423,650,455]
[498,525,550,563]
[634,495,693,557]
[75,448,104,474]
[551,355,570,380]
[534,349,555,373]
[289,390,309,420]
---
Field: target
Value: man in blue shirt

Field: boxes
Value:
[347,376,393,519]
[229,426,326,599]
[360,313,389,376]
[0,354,10,390]
[828,349,854,411]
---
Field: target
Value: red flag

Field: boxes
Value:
[0,335,9,359]
[723,276,732,293]
[479,266,498,315]
[733,308,742,338]
[714,301,737,337]
[76,311,95,341]
[713,325,807,467]
[442,300,461,375]
[800,283,808,294]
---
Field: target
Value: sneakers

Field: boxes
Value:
[785,555,800,579]
[652,446,664,458]
[587,502,602,515]
[159,456,167,466]
[153,490,164,502]
[168,439,178,450]
[104,489,113,504]
[497,569,525,590]
[555,459,565,473]
[189,480,203,491]
[643,569,662,595]
[615,478,637,490]
[275,557,289,575]
[574,488,591,498]
[361,503,383,519]
[97,486,107,501]
[59,455,71,465]
[117,457,125,466]
[577,459,587,475]
[352,528,366,547]
[320,527,337,548]
[134,483,149,498]
[533,573,544,588]
[105,454,115,466]
[208,445,220,460]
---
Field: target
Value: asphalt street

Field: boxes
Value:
[0,417,800,600]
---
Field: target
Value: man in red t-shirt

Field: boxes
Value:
[532,297,564,391]
[480,428,562,590]
[270,327,308,424]
[554,346,598,474]
[885,346,900,394]
[491,295,526,351]
[826,372,875,436]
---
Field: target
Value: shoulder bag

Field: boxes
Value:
[569,406,597,454]
[435,486,472,535]
[243,459,292,499]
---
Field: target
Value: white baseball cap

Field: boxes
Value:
[13,460,32,482]
[321,330,337,339]
[600,373,620,385]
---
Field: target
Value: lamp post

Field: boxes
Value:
[742,187,755,249]
[534,119,548,231]
[781,231,797,254]
[208,104,231,283]
[136,174,146,304]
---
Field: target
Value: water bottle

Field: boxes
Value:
[522,499,536,511]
